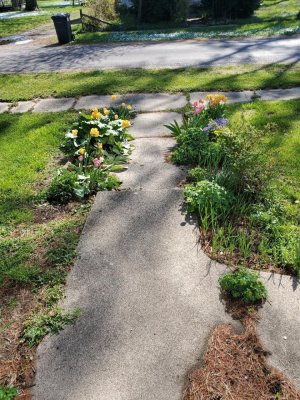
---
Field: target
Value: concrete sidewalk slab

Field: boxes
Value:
[118,163,186,190]
[189,91,253,104]
[256,87,300,101]
[74,95,112,110]
[33,190,240,400]
[117,137,186,190]
[122,93,187,111]
[11,100,35,113]
[0,102,10,113]
[33,98,75,113]
[258,272,300,389]
[128,137,177,164]
[130,112,182,138]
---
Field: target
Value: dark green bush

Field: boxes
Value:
[219,267,267,303]
[46,170,77,205]
[202,0,260,20]
[133,0,189,23]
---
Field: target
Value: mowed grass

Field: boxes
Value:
[0,64,299,101]
[0,1,79,38]
[0,112,75,226]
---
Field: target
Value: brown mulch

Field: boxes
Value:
[183,303,300,400]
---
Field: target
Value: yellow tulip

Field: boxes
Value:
[72,129,78,137]
[121,102,126,108]
[121,120,130,128]
[127,105,132,111]
[90,128,100,137]
[79,148,86,155]
[114,114,119,120]
[111,95,117,101]
[103,108,110,116]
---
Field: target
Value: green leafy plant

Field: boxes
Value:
[46,170,77,205]
[184,180,233,227]
[0,386,17,400]
[21,307,81,347]
[219,267,267,304]
[47,99,133,205]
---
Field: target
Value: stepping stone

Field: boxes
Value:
[74,95,112,110]
[10,100,35,113]
[120,93,187,111]
[130,112,182,138]
[190,91,252,104]
[258,271,300,389]
[256,87,300,101]
[34,189,239,400]
[0,102,10,113]
[33,98,74,113]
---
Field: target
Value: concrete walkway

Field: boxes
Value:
[0,36,299,73]
[33,111,300,399]
[1,88,300,114]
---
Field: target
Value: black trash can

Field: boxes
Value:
[51,13,73,44]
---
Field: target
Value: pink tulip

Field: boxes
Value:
[193,101,198,107]
[78,155,84,162]
[194,104,204,115]
[93,158,101,168]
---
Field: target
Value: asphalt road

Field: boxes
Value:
[0,36,299,73]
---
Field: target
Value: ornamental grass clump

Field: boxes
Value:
[47,97,133,205]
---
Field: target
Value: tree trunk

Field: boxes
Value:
[137,0,142,24]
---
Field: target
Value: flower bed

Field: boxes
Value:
[46,97,134,204]
[167,94,300,276]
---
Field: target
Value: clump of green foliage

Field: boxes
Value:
[21,307,81,347]
[219,268,267,304]
[0,386,17,400]
[46,170,78,205]
[46,101,133,205]
[184,180,233,227]
[167,96,300,275]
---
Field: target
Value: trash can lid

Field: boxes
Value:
[51,12,70,19]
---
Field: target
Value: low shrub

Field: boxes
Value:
[219,267,267,304]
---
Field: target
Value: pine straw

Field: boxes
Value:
[184,304,300,400]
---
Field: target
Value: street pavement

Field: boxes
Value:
[0,36,299,73]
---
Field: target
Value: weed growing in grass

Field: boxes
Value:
[21,307,81,347]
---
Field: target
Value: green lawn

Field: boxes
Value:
[0,0,79,38]
[228,99,300,223]
[0,112,75,225]
[75,0,300,43]
[0,64,299,101]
